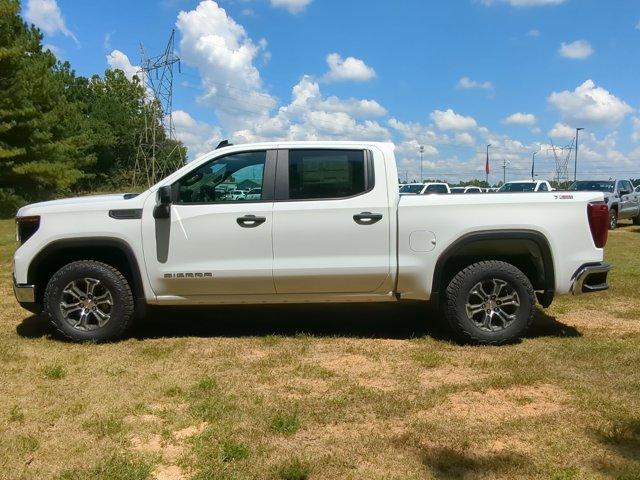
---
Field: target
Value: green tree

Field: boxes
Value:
[0,0,94,213]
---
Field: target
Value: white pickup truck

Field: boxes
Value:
[13,141,611,344]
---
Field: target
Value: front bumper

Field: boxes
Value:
[12,275,41,313]
[571,262,611,295]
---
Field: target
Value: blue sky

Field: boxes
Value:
[22,0,640,184]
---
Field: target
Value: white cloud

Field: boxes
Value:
[176,0,277,131]
[24,0,78,44]
[42,43,62,57]
[323,53,376,83]
[527,29,540,37]
[430,109,477,131]
[548,122,576,140]
[548,80,633,126]
[457,76,493,90]
[631,117,640,142]
[454,132,476,146]
[503,112,536,125]
[103,32,113,50]
[106,50,139,80]
[317,97,387,117]
[558,40,594,59]
[481,0,566,7]
[172,110,223,159]
[270,0,312,14]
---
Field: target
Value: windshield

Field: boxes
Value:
[450,188,465,194]
[569,181,615,192]
[498,182,536,192]
[399,184,423,194]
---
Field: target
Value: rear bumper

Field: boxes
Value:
[570,262,610,295]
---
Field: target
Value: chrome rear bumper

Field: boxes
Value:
[571,262,611,295]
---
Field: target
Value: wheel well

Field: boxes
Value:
[28,239,144,306]
[610,204,618,213]
[432,231,555,308]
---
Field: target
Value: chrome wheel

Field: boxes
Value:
[59,278,114,331]
[465,278,520,332]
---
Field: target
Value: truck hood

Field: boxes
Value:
[16,193,145,217]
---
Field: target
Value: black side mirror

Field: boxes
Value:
[153,185,173,219]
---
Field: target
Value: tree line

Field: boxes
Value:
[0,0,185,217]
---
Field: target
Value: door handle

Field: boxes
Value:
[353,212,383,225]
[236,215,266,228]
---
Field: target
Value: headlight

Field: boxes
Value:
[16,216,40,245]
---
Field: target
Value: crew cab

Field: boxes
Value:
[569,179,640,229]
[13,141,610,345]
[497,180,553,193]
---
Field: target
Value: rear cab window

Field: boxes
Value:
[282,149,372,200]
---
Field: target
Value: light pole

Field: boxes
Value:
[419,145,425,183]
[574,127,584,182]
[485,144,491,187]
[531,149,539,180]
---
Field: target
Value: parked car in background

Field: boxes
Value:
[450,186,483,194]
[399,182,450,194]
[227,189,248,201]
[569,179,640,229]
[14,141,610,346]
[497,180,553,193]
[244,187,262,201]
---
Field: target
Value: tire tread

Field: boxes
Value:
[444,260,536,345]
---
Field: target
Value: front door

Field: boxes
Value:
[142,149,276,297]
[272,148,391,294]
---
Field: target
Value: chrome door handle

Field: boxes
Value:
[236,215,266,228]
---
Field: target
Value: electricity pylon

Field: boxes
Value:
[132,30,185,189]
[549,138,574,187]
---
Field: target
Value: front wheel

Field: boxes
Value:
[43,260,135,342]
[444,261,536,345]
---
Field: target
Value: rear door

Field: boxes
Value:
[272,148,391,294]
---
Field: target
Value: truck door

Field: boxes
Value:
[272,148,391,294]
[142,149,276,297]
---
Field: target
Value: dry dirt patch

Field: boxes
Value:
[434,383,568,425]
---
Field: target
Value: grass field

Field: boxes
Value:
[0,219,639,480]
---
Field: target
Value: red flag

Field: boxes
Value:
[485,154,490,175]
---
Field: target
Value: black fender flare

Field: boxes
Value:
[431,229,555,308]
[27,237,146,304]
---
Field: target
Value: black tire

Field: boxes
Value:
[43,260,135,342]
[444,260,536,345]
[633,214,640,226]
[609,209,618,230]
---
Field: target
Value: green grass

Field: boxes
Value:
[0,219,639,479]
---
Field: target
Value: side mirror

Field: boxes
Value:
[153,185,173,219]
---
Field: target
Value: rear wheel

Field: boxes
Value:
[609,209,618,230]
[444,260,535,345]
[43,260,134,342]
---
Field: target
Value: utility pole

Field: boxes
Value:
[485,144,491,187]
[574,127,584,182]
[531,150,538,180]
[419,145,425,183]
[501,158,509,184]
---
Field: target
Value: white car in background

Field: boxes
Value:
[498,180,553,193]
[244,187,262,200]
[399,182,450,194]
[450,186,483,194]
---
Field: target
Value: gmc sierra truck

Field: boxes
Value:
[569,179,640,229]
[13,141,611,344]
